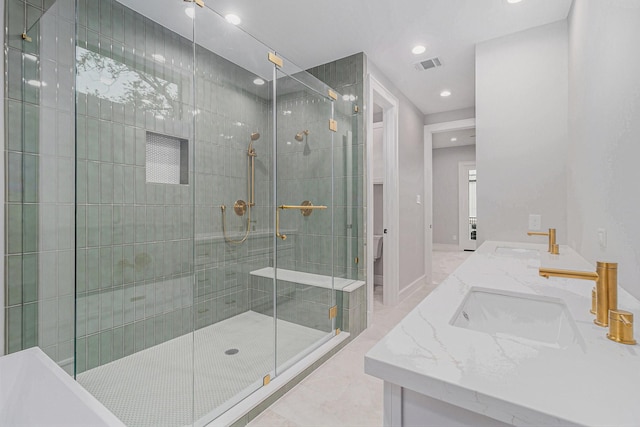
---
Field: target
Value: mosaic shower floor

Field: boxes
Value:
[78,311,327,427]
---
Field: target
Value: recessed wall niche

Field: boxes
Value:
[145,131,189,184]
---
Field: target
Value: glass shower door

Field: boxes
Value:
[273,67,337,374]
[191,5,276,424]
[74,0,196,425]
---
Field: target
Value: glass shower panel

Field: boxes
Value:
[191,6,275,423]
[74,1,196,425]
[274,68,336,374]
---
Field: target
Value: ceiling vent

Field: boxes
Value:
[414,57,442,71]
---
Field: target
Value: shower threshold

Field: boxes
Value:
[78,311,345,427]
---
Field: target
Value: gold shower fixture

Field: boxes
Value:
[221,132,260,244]
[295,130,309,141]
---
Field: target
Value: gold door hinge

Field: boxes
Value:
[328,89,337,100]
[263,374,271,386]
[184,0,204,7]
[354,257,359,264]
[329,305,338,319]
[329,119,337,132]
[268,52,283,68]
[21,33,32,42]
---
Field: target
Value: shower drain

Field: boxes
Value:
[225,348,239,355]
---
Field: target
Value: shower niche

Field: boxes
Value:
[145,132,189,185]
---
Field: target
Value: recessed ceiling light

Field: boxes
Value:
[253,78,265,86]
[225,14,241,25]
[507,0,523,3]
[451,137,458,142]
[440,90,451,97]
[184,7,195,19]
[412,45,426,55]
[152,53,165,63]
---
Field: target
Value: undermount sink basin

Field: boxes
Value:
[451,288,582,349]
[495,246,540,258]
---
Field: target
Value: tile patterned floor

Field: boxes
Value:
[78,311,327,427]
[247,249,472,427]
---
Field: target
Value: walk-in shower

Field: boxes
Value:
[3,0,365,425]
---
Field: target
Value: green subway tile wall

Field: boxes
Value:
[4,0,366,386]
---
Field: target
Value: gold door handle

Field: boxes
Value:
[279,200,327,217]
[276,209,287,240]
[276,201,327,240]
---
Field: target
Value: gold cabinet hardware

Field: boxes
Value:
[329,305,338,319]
[21,33,32,42]
[268,52,283,68]
[354,257,359,264]
[607,310,636,345]
[263,374,271,386]
[329,119,337,132]
[539,261,617,327]
[354,105,359,113]
[336,328,341,335]
[328,89,337,100]
[527,228,557,253]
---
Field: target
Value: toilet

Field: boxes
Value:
[374,234,383,261]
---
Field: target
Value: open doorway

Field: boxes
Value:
[366,75,400,324]
[458,161,477,251]
[372,112,384,302]
[424,119,476,262]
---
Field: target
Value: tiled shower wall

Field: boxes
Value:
[4,0,76,371]
[308,53,367,283]
[4,0,366,374]
[73,0,273,373]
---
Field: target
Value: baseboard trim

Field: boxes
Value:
[399,274,426,300]
[433,243,460,251]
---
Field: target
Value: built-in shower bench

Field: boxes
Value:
[249,267,366,337]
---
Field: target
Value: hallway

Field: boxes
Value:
[247,249,472,426]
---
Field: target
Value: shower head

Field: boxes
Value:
[250,132,260,141]
[295,130,310,141]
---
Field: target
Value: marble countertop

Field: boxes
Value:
[365,241,640,426]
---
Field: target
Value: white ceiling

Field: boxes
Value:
[432,128,476,149]
[118,0,572,115]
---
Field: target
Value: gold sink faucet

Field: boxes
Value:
[539,262,617,327]
[527,228,558,254]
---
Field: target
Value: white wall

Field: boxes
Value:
[425,107,475,126]
[476,21,568,245]
[567,0,640,299]
[0,0,5,355]
[373,122,384,182]
[432,145,476,245]
[368,61,425,291]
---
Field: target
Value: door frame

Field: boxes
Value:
[458,161,477,251]
[424,118,476,268]
[367,74,400,323]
